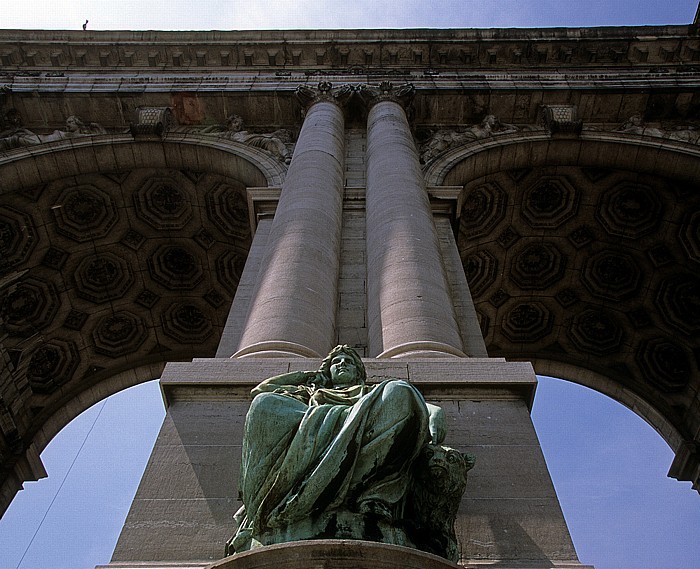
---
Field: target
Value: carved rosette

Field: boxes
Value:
[1,277,59,337]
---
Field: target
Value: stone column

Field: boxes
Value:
[232,83,348,358]
[362,83,465,358]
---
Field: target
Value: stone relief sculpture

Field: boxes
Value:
[226,345,473,562]
[0,110,106,151]
[420,114,518,163]
[616,113,664,138]
[201,114,294,163]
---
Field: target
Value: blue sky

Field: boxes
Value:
[1,2,699,569]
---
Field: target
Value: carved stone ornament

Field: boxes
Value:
[420,115,519,163]
[0,109,107,151]
[539,104,583,135]
[227,345,471,562]
[357,81,415,110]
[295,81,354,112]
[130,107,173,138]
[199,115,294,163]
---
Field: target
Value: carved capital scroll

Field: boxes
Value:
[357,81,415,110]
[295,81,354,113]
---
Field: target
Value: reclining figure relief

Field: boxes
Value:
[227,345,474,562]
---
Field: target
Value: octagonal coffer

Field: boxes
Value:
[53,185,119,242]
[74,252,135,303]
[0,205,37,274]
[131,171,195,230]
[521,175,580,229]
[1,276,60,337]
[596,181,663,239]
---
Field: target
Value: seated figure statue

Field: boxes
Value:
[227,345,463,557]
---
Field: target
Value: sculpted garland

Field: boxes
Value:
[227,345,474,562]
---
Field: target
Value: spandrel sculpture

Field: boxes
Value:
[227,345,474,562]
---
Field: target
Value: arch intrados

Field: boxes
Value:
[0,133,287,193]
[28,364,165,465]
[425,131,700,188]
[531,358,683,456]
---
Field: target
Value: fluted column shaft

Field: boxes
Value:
[234,100,345,358]
[366,99,464,358]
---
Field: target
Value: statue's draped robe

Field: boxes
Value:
[230,373,430,551]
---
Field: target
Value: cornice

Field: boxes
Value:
[0,26,699,73]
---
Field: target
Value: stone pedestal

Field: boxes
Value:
[107,357,584,568]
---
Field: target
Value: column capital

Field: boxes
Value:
[295,81,354,113]
[358,81,415,111]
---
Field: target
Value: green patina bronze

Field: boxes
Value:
[227,345,473,561]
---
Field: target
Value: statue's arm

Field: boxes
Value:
[426,403,446,445]
[251,370,320,397]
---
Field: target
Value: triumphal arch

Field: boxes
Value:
[1,21,700,569]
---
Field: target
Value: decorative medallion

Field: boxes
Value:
[132,174,194,230]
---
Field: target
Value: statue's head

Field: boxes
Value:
[65,115,84,131]
[226,114,244,131]
[318,345,366,388]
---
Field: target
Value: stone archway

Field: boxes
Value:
[428,133,700,490]
[0,135,288,513]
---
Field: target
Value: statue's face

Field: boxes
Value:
[329,353,358,387]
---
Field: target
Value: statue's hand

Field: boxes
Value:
[426,403,446,445]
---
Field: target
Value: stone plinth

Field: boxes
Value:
[109,357,582,567]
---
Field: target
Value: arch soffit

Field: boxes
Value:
[424,131,700,187]
[0,133,287,192]
[427,131,700,477]
[0,134,289,487]
[531,358,683,454]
